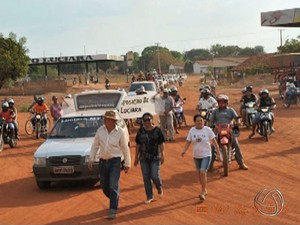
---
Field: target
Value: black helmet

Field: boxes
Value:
[246,85,253,93]
[37,97,44,105]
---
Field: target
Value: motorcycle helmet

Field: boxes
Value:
[201,88,210,98]
[216,94,229,108]
[170,86,178,92]
[37,97,44,106]
[2,102,9,111]
[259,89,269,97]
[246,85,253,93]
[8,99,14,107]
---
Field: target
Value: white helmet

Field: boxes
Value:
[2,102,9,108]
[8,99,14,105]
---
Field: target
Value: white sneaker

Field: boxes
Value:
[145,198,154,204]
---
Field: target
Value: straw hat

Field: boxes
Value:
[104,110,118,121]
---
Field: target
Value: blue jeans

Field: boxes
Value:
[140,159,162,200]
[99,157,121,211]
[194,156,211,172]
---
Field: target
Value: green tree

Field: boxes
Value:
[184,60,193,73]
[277,35,300,53]
[0,32,30,88]
[184,48,211,61]
[170,50,183,61]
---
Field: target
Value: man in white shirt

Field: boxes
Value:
[88,110,131,220]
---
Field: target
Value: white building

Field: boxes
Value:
[193,60,212,74]
[169,63,185,73]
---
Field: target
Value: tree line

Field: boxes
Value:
[1,32,300,88]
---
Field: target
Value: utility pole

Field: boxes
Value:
[279,29,284,47]
[155,42,161,74]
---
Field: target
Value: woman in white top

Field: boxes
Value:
[181,115,219,201]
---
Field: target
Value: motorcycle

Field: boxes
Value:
[244,101,257,128]
[173,99,185,128]
[0,118,18,152]
[25,112,49,139]
[256,107,273,142]
[178,79,183,87]
[199,108,214,126]
[214,122,236,176]
[283,87,300,108]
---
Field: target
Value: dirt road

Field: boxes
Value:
[0,76,299,224]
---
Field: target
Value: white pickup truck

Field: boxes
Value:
[32,90,129,189]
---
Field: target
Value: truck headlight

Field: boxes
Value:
[34,157,46,166]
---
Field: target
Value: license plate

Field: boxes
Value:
[53,166,74,174]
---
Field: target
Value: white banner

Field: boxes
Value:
[120,94,165,119]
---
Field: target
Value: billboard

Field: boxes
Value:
[261,8,300,27]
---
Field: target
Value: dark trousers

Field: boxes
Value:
[99,157,121,210]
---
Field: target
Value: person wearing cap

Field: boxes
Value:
[159,88,175,142]
[88,110,131,220]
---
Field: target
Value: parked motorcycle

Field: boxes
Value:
[173,99,185,128]
[0,119,18,152]
[244,101,257,128]
[215,122,236,176]
[283,87,300,108]
[256,107,273,142]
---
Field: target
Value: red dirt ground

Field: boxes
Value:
[0,76,299,224]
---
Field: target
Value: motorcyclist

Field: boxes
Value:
[210,95,248,170]
[199,85,212,99]
[7,99,19,140]
[197,88,218,112]
[0,102,15,135]
[30,97,49,132]
[170,86,187,128]
[284,80,297,106]
[196,88,218,126]
[248,89,276,139]
[239,85,258,126]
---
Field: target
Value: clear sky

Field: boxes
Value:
[1,0,299,58]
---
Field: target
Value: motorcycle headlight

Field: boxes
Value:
[201,111,207,117]
[261,108,268,113]
[36,114,41,119]
[34,157,46,166]
[221,130,227,135]
[248,103,254,107]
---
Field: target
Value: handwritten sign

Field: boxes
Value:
[120,94,165,119]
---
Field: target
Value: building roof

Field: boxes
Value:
[213,56,249,68]
[194,60,213,66]
[233,54,274,71]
